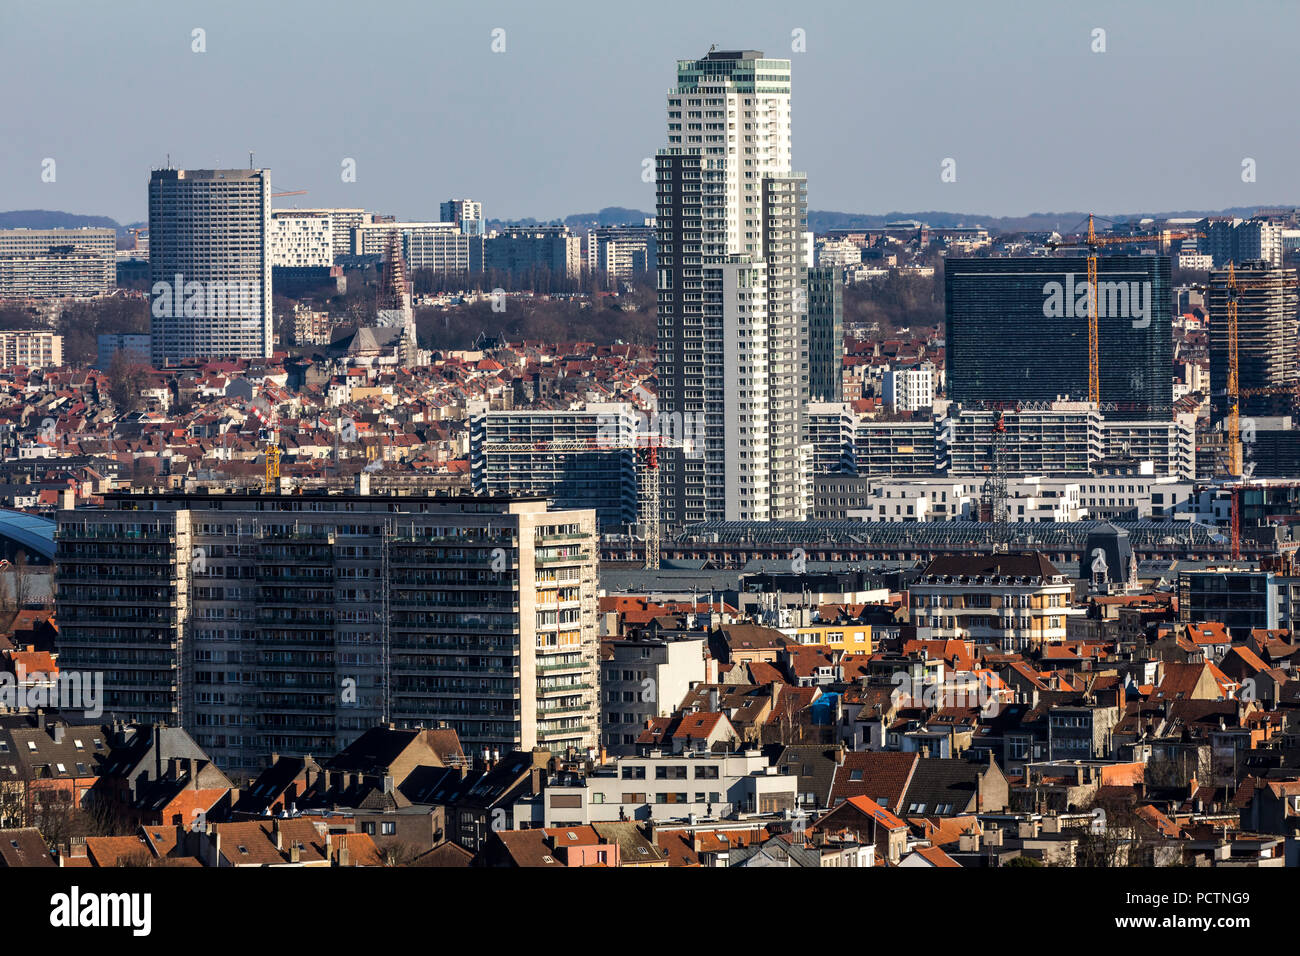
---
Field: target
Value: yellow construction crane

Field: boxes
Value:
[264,438,280,492]
[1218,263,1294,477]
[1047,215,1200,404]
[254,392,281,493]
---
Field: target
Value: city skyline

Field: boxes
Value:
[4,0,1300,225]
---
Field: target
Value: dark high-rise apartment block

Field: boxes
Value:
[55,489,599,774]
[483,226,581,278]
[1206,261,1298,422]
[807,266,844,402]
[470,405,639,530]
[946,256,1172,417]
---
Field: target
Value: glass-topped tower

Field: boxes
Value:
[655,50,810,527]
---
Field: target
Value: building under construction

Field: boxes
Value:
[1207,261,1298,422]
[946,255,1173,418]
[470,404,639,531]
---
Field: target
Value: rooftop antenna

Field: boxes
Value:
[249,150,254,170]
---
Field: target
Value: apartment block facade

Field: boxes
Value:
[0,330,64,368]
[587,224,656,278]
[352,221,482,274]
[469,404,639,530]
[533,750,799,826]
[484,227,581,279]
[148,168,273,365]
[0,227,115,297]
[910,553,1082,652]
[601,636,709,755]
[269,211,334,267]
[55,491,599,774]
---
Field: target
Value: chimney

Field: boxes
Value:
[530,766,543,796]
[272,818,283,850]
[51,724,65,744]
[289,842,301,864]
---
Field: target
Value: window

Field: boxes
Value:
[380,822,396,835]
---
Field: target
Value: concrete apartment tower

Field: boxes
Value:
[148,168,273,366]
[55,490,600,775]
[655,49,811,528]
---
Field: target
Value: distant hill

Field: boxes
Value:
[489,207,654,230]
[807,206,1289,235]
[0,209,123,231]
[6,202,1292,239]
[491,203,1292,235]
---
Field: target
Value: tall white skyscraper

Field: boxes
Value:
[149,168,272,366]
[655,50,810,526]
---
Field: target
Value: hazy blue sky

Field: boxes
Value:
[3,0,1298,225]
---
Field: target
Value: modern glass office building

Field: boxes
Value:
[945,256,1172,418]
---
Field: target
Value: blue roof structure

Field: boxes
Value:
[0,509,56,561]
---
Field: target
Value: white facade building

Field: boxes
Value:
[279,208,374,258]
[354,221,477,273]
[815,238,863,269]
[269,211,334,267]
[656,49,810,526]
[882,365,935,412]
[847,474,1195,523]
